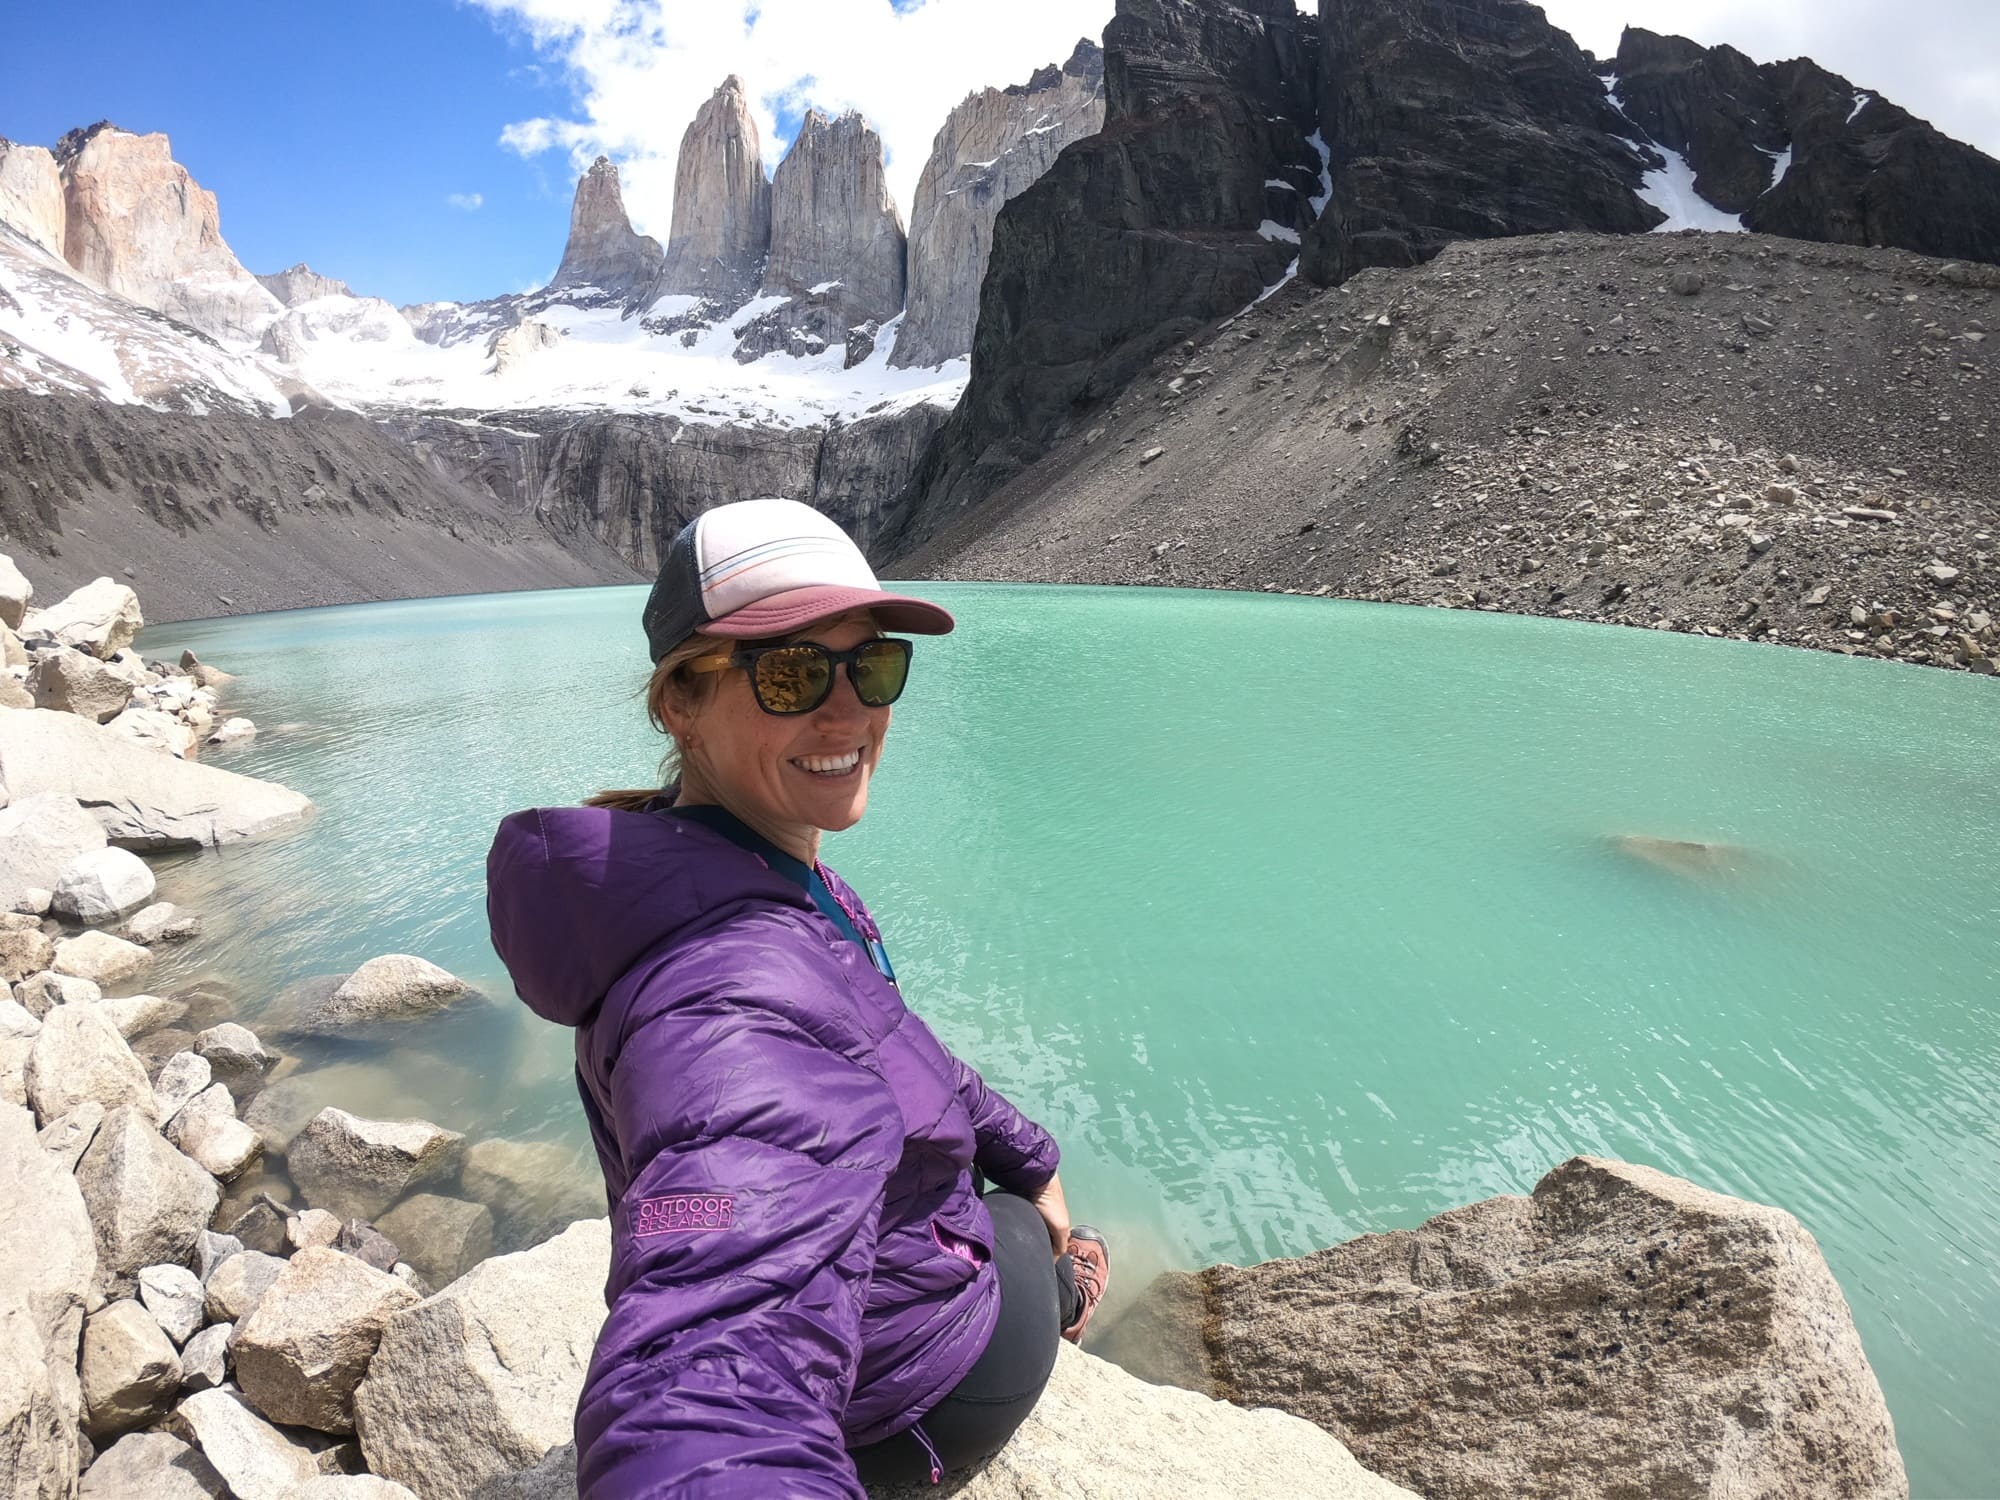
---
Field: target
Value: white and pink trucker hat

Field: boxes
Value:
[642,498,955,662]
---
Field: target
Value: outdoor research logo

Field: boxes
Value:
[633,1193,736,1236]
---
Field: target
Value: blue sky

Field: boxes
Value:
[6,0,610,306]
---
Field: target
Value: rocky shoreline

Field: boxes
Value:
[2,553,1910,1498]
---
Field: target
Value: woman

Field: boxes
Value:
[486,498,1109,1496]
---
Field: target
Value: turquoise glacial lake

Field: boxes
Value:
[136,583,1999,1496]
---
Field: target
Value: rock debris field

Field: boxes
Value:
[901,230,1999,675]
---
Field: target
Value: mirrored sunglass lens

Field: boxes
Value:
[753,647,831,713]
[853,642,909,705]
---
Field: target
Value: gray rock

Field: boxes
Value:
[166,1388,321,1500]
[195,1022,273,1096]
[278,954,469,1038]
[334,1220,401,1273]
[105,706,199,758]
[14,966,102,1019]
[202,1250,288,1325]
[0,790,107,924]
[193,1229,244,1284]
[8,885,54,916]
[79,1430,227,1500]
[31,578,144,660]
[353,1220,611,1499]
[139,1262,206,1345]
[155,1051,213,1122]
[28,647,132,724]
[0,708,313,851]
[279,1479,419,1500]
[52,929,155,987]
[37,1099,105,1169]
[25,1001,157,1126]
[101,993,189,1040]
[878,1342,1415,1500]
[179,1321,231,1392]
[287,1208,342,1254]
[80,1297,182,1440]
[75,1106,219,1289]
[0,1101,98,1500]
[375,1194,494,1289]
[0,551,28,631]
[221,1195,293,1257]
[1099,1156,1907,1500]
[288,1108,464,1222]
[207,716,256,746]
[121,900,203,945]
[234,1248,421,1434]
[0,923,55,984]
[170,1108,264,1182]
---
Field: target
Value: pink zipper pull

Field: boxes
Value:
[911,1420,943,1485]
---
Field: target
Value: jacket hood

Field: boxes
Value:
[486,802,812,1027]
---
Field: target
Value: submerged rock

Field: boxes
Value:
[1614,833,1757,879]
[287,1107,464,1221]
[1098,1156,1906,1500]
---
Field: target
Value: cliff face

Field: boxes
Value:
[658,76,772,307]
[55,124,282,343]
[1300,0,1657,285]
[550,156,666,305]
[256,263,356,307]
[891,0,1322,540]
[1614,29,2000,265]
[892,41,1106,370]
[0,139,65,258]
[764,109,907,336]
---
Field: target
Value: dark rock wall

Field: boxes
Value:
[889,0,1322,551]
[1300,0,1657,285]
[1607,30,1786,214]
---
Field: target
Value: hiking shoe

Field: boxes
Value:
[1061,1226,1110,1344]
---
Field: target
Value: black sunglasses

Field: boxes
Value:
[686,637,913,716]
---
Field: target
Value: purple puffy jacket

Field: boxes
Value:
[486,802,1061,1497]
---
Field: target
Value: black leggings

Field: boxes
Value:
[848,1190,1080,1485]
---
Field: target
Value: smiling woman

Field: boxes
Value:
[485,498,1113,1494]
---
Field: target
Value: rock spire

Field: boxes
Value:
[893,40,1106,369]
[256,264,355,307]
[764,108,907,328]
[0,138,66,258]
[549,156,665,304]
[659,76,771,304]
[54,123,282,344]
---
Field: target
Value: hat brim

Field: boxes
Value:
[702,584,955,639]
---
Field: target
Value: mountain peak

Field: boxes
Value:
[549,154,664,303]
[658,74,772,304]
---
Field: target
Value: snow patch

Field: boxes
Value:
[1601,76,1745,233]
[1848,92,1873,125]
[1258,220,1302,245]
[808,280,844,296]
[1758,145,1794,196]
[1255,259,1301,305]
[1265,178,1299,192]
[1306,130,1333,217]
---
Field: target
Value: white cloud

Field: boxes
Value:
[467,0,1117,242]
[447,192,487,211]
[1542,0,1999,159]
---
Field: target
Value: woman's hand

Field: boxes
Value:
[1024,1171,1071,1259]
